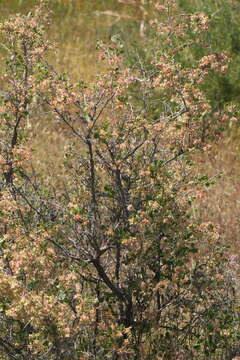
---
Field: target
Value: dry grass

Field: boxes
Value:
[193,132,240,255]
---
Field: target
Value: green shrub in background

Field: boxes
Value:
[179,0,240,108]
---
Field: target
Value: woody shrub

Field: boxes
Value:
[0,2,239,359]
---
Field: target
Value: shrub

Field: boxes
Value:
[0,2,239,359]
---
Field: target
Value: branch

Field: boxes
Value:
[0,336,26,360]
[92,258,126,301]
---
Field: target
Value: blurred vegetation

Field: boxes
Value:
[2,0,240,104]
[0,0,146,81]
[180,0,240,107]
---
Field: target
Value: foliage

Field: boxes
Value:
[0,2,239,359]
[179,0,240,108]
